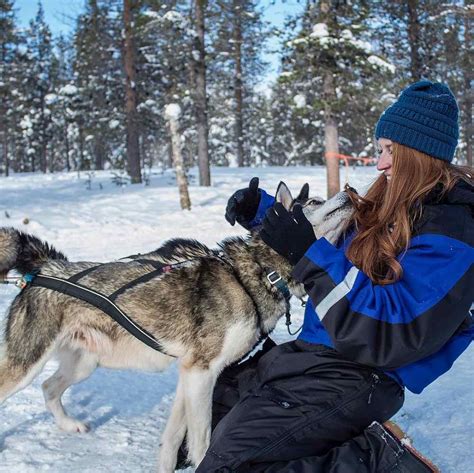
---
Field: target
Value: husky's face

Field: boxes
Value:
[275,182,354,245]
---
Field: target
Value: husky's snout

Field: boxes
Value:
[303,190,354,244]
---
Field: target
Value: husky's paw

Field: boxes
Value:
[58,417,90,433]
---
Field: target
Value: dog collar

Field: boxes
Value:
[266,270,291,301]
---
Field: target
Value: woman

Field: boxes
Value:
[195,81,473,472]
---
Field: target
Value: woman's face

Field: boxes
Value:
[376,138,393,181]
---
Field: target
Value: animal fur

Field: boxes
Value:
[0,182,353,472]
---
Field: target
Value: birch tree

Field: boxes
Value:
[165,103,191,210]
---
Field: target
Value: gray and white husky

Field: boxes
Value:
[0,182,353,472]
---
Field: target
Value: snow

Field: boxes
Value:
[367,55,396,74]
[293,94,306,108]
[16,45,28,56]
[162,10,185,24]
[310,23,329,38]
[109,120,120,130]
[347,38,372,53]
[164,103,181,121]
[19,116,33,131]
[341,29,354,41]
[287,37,308,47]
[44,93,58,105]
[0,166,471,472]
[59,84,78,96]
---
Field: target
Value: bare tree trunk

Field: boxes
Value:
[463,11,472,167]
[407,0,422,81]
[123,0,142,184]
[79,125,85,171]
[64,123,70,172]
[40,103,48,173]
[165,104,191,210]
[233,0,245,167]
[94,139,105,170]
[194,0,211,186]
[319,0,340,198]
[324,72,340,199]
[2,131,8,177]
[91,0,106,172]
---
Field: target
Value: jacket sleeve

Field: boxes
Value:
[292,233,474,369]
[248,189,275,228]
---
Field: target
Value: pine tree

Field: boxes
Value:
[73,0,124,172]
[0,0,18,175]
[123,0,142,183]
[372,0,472,166]
[136,1,195,170]
[19,2,55,173]
[274,0,394,196]
[193,0,211,185]
[208,0,268,167]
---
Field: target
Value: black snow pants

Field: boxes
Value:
[195,338,405,473]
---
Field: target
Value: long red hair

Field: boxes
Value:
[345,143,472,285]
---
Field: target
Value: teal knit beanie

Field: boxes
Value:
[375,80,459,162]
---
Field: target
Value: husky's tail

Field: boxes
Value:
[0,227,68,276]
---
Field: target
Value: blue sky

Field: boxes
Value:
[14,0,304,85]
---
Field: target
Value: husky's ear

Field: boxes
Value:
[296,183,309,202]
[275,181,293,210]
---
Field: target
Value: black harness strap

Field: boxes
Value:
[68,265,102,283]
[30,274,172,356]
[134,259,167,269]
[108,265,168,301]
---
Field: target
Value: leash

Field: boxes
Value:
[1,273,36,289]
[266,270,303,336]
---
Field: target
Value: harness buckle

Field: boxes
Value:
[266,271,282,285]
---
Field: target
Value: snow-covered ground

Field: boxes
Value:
[0,166,471,472]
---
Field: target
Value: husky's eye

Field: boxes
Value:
[309,200,320,206]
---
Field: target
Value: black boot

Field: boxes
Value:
[368,422,439,472]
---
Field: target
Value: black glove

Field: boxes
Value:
[260,203,316,265]
[225,177,261,229]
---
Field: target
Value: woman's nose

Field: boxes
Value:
[377,152,391,171]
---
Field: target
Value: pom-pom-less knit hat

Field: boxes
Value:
[375,80,459,162]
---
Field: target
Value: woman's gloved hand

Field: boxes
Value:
[260,203,316,265]
[225,177,261,229]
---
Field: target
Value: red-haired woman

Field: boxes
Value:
[195,81,473,472]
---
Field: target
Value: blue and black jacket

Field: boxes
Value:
[251,181,474,394]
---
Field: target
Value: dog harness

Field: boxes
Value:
[11,255,300,354]
[19,259,197,357]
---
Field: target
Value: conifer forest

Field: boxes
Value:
[0,0,472,196]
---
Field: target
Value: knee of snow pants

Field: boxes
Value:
[196,341,404,473]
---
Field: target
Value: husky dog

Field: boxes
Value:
[0,182,353,472]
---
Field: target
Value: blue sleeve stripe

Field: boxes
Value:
[249,189,275,227]
[305,233,474,324]
[304,237,351,285]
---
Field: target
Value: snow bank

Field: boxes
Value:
[0,166,470,472]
